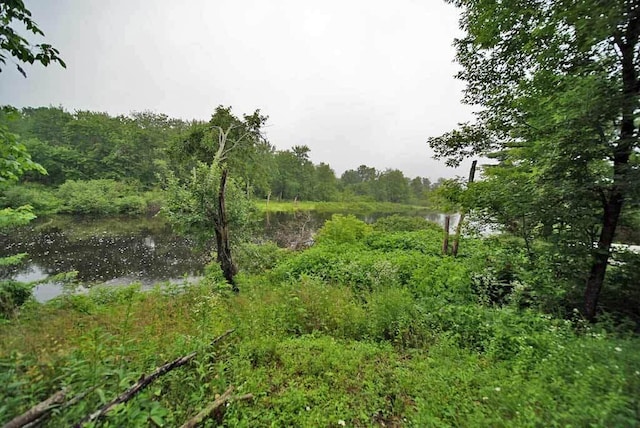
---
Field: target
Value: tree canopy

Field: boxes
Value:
[430,0,640,320]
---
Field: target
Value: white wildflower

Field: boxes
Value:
[494,387,501,392]
[614,347,622,352]
[338,420,346,426]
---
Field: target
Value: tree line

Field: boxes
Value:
[0,105,439,205]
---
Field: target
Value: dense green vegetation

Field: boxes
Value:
[1,216,638,426]
[429,0,640,321]
[2,0,640,426]
[0,105,435,214]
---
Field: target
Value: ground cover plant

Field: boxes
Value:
[1,215,639,427]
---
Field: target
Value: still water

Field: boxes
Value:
[0,216,204,302]
[1,211,452,302]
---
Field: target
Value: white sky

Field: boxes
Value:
[1,0,476,180]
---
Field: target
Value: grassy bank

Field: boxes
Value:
[1,215,639,426]
[258,200,431,215]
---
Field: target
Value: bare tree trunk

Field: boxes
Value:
[442,215,451,255]
[214,169,238,291]
[452,160,477,256]
[266,191,271,227]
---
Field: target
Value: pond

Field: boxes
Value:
[0,216,205,302]
[1,211,453,302]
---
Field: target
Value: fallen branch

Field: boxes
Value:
[21,385,100,428]
[180,386,254,428]
[3,389,66,428]
[75,329,235,427]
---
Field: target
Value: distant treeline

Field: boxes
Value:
[0,106,441,204]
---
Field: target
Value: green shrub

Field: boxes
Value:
[0,183,61,214]
[57,179,148,215]
[365,230,442,254]
[314,214,372,245]
[410,256,475,304]
[366,287,419,344]
[235,241,290,275]
[114,195,147,215]
[0,280,33,318]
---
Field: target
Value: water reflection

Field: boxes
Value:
[0,216,206,301]
[1,211,453,302]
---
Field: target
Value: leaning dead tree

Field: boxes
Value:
[4,386,99,428]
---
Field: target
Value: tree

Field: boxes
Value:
[312,162,338,201]
[165,106,267,289]
[429,0,640,320]
[339,165,379,199]
[375,169,411,203]
[270,145,315,200]
[0,1,64,314]
[0,0,66,77]
[409,176,431,204]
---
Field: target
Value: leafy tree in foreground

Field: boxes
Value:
[0,0,63,312]
[0,0,66,77]
[429,0,640,320]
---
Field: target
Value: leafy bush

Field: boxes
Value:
[0,183,61,214]
[57,179,148,215]
[366,287,419,344]
[365,230,442,254]
[314,214,372,245]
[235,241,290,275]
[0,280,32,318]
[113,195,147,215]
[410,256,475,304]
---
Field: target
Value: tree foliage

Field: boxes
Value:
[430,0,640,319]
[0,0,66,77]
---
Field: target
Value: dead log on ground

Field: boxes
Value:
[75,329,235,427]
[3,389,66,428]
[180,386,254,428]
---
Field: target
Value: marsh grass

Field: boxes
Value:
[257,200,431,216]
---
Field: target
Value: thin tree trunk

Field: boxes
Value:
[215,168,238,291]
[584,18,637,321]
[442,215,451,255]
[451,213,465,257]
[584,193,624,320]
[266,191,271,227]
[452,160,477,256]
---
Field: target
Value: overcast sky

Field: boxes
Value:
[1,0,475,180]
